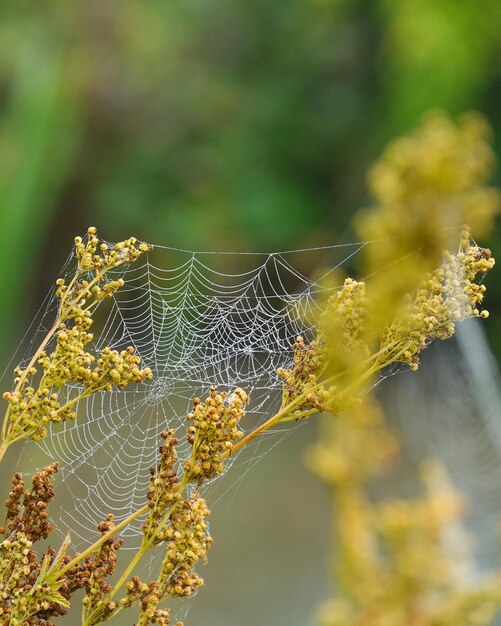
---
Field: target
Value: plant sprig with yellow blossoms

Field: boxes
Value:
[248,224,495,446]
[79,386,249,626]
[0,227,153,462]
[0,220,496,626]
[0,227,255,626]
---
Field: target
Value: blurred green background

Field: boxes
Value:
[1,2,501,625]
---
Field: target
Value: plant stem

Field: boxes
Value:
[0,258,131,460]
[228,392,311,456]
[81,546,147,626]
[0,316,60,449]
[57,504,149,578]
[0,440,7,464]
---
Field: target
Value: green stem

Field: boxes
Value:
[56,504,149,578]
[228,395,305,456]
[279,408,319,423]
[110,546,146,600]
[82,546,147,626]
[0,439,7,464]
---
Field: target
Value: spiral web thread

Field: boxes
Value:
[10,240,372,547]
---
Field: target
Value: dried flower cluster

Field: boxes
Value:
[380,226,494,371]
[0,465,123,626]
[131,388,248,624]
[157,494,211,597]
[317,278,370,394]
[290,226,494,427]
[143,430,182,545]
[81,516,123,624]
[3,463,59,541]
[356,110,500,278]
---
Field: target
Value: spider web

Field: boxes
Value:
[13,240,368,547]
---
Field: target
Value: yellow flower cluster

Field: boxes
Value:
[306,398,397,488]
[274,224,495,436]
[381,227,494,370]
[319,278,370,375]
[357,110,500,274]
[184,386,247,481]
[38,332,151,392]
[315,460,501,626]
[353,112,500,331]
[38,321,94,388]
[275,283,370,427]
[0,531,55,626]
[74,227,149,273]
[444,228,493,320]
[123,578,183,626]
[1,227,152,452]
[135,590,174,626]
[128,493,211,626]
[2,379,74,443]
[160,495,211,597]
[115,388,249,626]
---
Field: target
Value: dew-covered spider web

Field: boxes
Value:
[10,237,501,555]
[12,240,371,547]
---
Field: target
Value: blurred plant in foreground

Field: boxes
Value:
[357,110,499,330]
[309,111,501,626]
